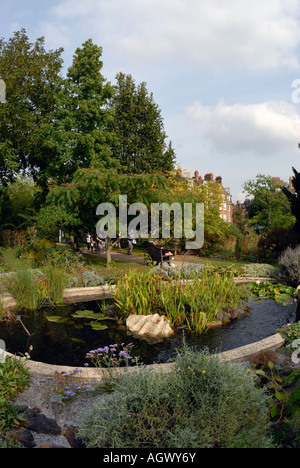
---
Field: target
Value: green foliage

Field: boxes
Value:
[149,263,205,280]
[48,39,117,182]
[0,29,64,184]
[78,346,273,448]
[282,167,300,233]
[36,205,80,241]
[109,72,175,174]
[82,270,106,287]
[241,263,280,278]
[254,363,300,447]
[243,174,295,234]
[279,322,300,347]
[0,356,30,401]
[0,356,30,446]
[250,282,296,303]
[278,245,300,287]
[115,268,250,333]
[0,266,68,310]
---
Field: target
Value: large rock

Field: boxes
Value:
[126,314,174,343]
[20,407,61,435]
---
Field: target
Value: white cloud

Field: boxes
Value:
[186,100,300,156]
[48,0,300,70]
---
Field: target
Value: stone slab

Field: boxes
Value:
[1,333,285,380]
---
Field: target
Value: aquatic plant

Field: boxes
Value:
[114,268,250,333]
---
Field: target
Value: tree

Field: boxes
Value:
[0,29,64,185]
[46,168,171,266]
[109,73,176,173]
[243,174,295,233]
[168,172,228,254]
[2,175,42,230]
[282,167,300,234]
[44,39,117,183]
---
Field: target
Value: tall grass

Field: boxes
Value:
[114,268,250,333]
[1,266,68,311]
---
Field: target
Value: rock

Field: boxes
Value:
[64,425,86,448]
[38,444,66,448]
[20,407,61,435]
[126,314,174,343]
[8,428,36,448]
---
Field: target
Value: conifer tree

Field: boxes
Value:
[110,73,175,174]
[47,39,117,182]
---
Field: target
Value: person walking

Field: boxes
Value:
[127,230,135,255]
[86,232,92,251]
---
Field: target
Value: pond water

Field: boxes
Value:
[0,298,296,367]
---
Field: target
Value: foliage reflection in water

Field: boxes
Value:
[0,298,296,367]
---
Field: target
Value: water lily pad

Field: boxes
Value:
[274,293,294,304]
[72,310,114,321]
[90,322,108,330]
[71,337,85,343]
[46,316,68,323]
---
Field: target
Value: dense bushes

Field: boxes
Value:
[78,346,274,448]
[278,245,300,287]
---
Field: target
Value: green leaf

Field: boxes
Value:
[46,316,68,323]
[268,361,275,371]
[274,391,286,401]
[90,322,108,331]
[72,310,114,321]
[256,369,267,378]
[270,405,279,418]
[274,293,293,303]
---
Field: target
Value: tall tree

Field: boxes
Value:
[109,73,176,174]
[46,167,171,266]
[46,39,117,183]
[0,29,64,185]
[243,174,295,233]
[282,167,300,233]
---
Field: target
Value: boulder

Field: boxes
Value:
[126,314,174,343]
[20,407,61,435]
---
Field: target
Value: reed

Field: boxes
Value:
[114,267,249,333]
[1,266,68,312]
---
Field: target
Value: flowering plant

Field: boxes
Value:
[85,343,137,387]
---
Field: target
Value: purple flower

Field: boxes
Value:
[64,390,76,398]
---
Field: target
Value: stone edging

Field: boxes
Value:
[1,278,285,379]
[3,333,284,381]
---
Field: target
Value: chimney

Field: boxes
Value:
[216,176,222,184]
[204,173,213,181]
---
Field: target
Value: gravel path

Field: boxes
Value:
[13,372,108,448]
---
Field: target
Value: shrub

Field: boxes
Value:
[278,246,300,287]
[83,271,105,287]
[241,263,280,278]
[0,355,30,447]
[78,346,274,448]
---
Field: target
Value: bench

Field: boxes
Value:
[144,243,174,266]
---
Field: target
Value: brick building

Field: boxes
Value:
[188,171,233,223]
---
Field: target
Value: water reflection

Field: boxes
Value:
[0,299,296,366]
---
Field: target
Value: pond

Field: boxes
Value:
[0,298,296,367]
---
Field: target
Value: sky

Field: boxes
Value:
[2,0,300,202]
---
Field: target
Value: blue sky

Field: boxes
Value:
[2,0,300,201]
